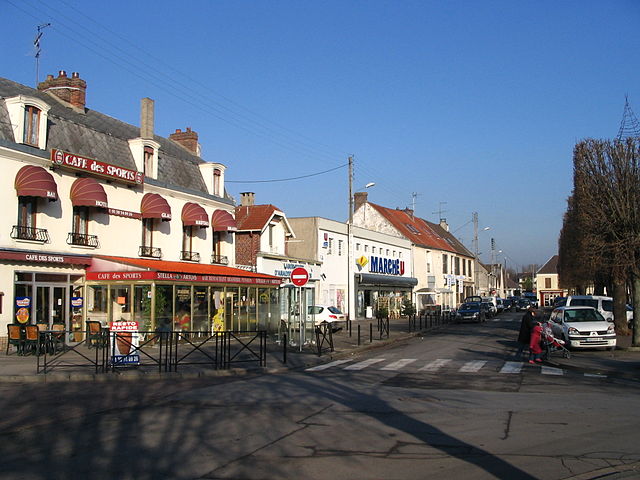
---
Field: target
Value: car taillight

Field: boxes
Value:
[329,314,337,320]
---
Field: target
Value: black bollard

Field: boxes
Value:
[358,324,361,346]
[370,323,373,343]
[283,333,287,364]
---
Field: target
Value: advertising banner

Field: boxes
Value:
[109,321,140,365]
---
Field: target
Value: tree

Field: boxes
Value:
[569,138,640,342]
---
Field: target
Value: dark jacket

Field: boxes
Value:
[517,310,536,344]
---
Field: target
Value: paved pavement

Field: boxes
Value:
[1,315,638,382]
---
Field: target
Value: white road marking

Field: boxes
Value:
[584,373,607,378]
[380,359,418,371]
[541,366,564,375]
[418,359,452,371]
[343,358,386,370]
[306,359,352,372]
[500,361,523,373]
[459,360,487,372]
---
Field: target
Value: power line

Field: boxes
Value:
[227,163,347,183]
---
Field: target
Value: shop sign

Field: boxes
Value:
[86,271,282,285]
[109,321,140,365]
[51,148,144,185]
[16,297,31,308]
[108,208,142,219]
[369,256,405,276]
[71,297,83,308]
[0,250,91,265]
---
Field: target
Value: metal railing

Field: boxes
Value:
[139,245,162,258]
[180,251,200,262]
[67,232,99,247]
[11,225,50,243]
[210,254,229,265]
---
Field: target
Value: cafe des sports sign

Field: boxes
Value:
[51,148,144,186]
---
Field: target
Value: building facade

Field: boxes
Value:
[536,255,565,307]
[287,217,415,319]
[0,72,282,346]
[351,193,476,312]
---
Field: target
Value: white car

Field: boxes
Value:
[549,306,616,350]
[561,295,633,325]
[308,305,346,329]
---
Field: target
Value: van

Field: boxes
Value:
[562,295,632,324]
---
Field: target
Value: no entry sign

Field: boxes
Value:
[290,267,309,286]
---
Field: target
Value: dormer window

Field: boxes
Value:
[4,95,51,150]
[144,146,154,176]
[213,168,221,196]
[23,105,41,146]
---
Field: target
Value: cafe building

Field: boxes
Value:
[0,72,282,348]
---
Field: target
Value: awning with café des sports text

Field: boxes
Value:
[14,165,58,201]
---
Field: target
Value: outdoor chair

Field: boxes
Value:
[24,325,40,355]
[50,323,65,353]
[86,321,106,348]
[6,324,24,355]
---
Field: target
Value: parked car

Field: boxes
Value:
[523,292,538,308]
[308,305,346,331]
[562,295,632,326]
[548,306,616,350]
[503,298,513,311]
[516,298,531,311]
[481,301,496,318]
[496,298,504,313]
[455,302,486,323]
[464,295,483,303]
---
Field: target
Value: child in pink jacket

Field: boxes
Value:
[528,322,543,364]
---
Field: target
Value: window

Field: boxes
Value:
[183,226,194,253]
[356,243,360,251]
[213,169,221,196]
[454,257,460,275]
[462,259,466,276]
[143,146,154,176]
[18,198,36,229]
[372,246,376,254]
[364,245,369,253]
[393,250,396,257]
[73,207,89,236]
[386,249,390,256]
[268,224,274,249]
[338,239,343,256]
[23,106,41,146]
[328,238,333,254]
[545,277,551,289]
[142,218,154,248]
[442,254,448,274]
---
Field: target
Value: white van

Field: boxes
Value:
[560,295,632,324]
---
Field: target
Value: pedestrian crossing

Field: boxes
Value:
[305,356,605,378]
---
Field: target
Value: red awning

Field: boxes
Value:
[211,209,237,232]
[14,165,58,201]
[181,202,209,227]
[70,177,108,208]
[140,193,172,221]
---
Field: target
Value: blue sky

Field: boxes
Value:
[3,0,640,270]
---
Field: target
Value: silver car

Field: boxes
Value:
[549,306,616,350]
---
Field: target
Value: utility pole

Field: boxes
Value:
[347,156,354,323]
[473,212,479,295]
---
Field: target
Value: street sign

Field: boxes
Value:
[290,267,309,286]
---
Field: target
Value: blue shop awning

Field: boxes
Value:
[356,274,418,287]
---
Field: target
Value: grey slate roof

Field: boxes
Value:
[0,76,232,203]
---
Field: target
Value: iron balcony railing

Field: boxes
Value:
[139,246,162,259]
[210,254,229,265]
[11,225,50,243]
[67,232,99,248]
[181,251,200,262]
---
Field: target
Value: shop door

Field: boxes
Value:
[35,286,68,328]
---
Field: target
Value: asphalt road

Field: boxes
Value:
[0,311,638,480]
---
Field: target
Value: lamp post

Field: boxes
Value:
[346,156,375,322]
[472,212,490,295]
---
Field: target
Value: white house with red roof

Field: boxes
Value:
[352,192,476,312]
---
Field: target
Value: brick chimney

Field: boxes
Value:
[169,127,200,155]
[37,70,87,109]
[140,98,154,139]
[354,192,368,212]
[240,192,255,206]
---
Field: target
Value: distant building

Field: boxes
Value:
[536,255,565,307]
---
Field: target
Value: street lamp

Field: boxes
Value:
[472,212,491,295]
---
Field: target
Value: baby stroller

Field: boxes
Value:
[541,321,570,359]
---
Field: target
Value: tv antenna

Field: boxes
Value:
[432,201,448,222]
[34,23,51,86]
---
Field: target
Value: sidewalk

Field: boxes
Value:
[0,317,424,383]
[0,318,638,382]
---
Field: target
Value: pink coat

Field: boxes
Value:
[529,324,543,354]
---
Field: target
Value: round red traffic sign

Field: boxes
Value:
[290,267,309,286]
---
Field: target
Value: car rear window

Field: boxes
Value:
[602,300,613,312]
[571,299,598,309]
[327,307,342,314]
